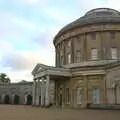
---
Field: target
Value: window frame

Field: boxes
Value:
[75,50,80,63]
[67,53,71,64]
[111,47,117,59]
[91,32,96,40]
[91,48,98,60]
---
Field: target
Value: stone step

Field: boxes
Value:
[88,104,120,110]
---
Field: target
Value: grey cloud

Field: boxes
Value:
[1,53,36,71]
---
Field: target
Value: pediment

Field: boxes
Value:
[32,63,50,76]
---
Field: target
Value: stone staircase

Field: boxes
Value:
[88,104,120,110]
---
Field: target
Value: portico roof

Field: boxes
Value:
[32,63,71,80]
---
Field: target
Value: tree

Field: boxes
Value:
[0,73,10,83]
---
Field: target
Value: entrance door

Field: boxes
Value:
[92,88,100,104]
[116,86,120,104]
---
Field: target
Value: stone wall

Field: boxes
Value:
[0,82,33,105]
[106,65,120,104]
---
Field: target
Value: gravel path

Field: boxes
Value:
[0,105,120,120]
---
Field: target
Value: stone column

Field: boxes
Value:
[45,76,50,107]
[36,79,40,106]
[32,80,36,105]
[12,94,14,105]
[41,77,45,107]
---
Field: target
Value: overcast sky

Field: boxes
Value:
[0,0,120,82]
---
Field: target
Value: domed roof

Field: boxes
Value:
[54,8,120,40]
[85,8,119,16]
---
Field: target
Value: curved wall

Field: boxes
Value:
[54,24,120,67]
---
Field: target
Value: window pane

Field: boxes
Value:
[111,48,117,59]
[91,33,96,40]
[75,50,80,63]
[91,48,98,60]
[68,53,71,64]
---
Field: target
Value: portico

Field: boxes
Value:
[32,63,71,107]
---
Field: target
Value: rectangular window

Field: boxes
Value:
[67,53,71,64]
[66,88,70,103]
[75,50,80,63]
[110,32,115,39]
[111,47,117,59]
[91,33,96,40]
[91,48,98,60]
[92,88,100,104]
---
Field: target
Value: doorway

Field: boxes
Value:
[13,95,19,104]
[26,95,32,105]
[4,95,10,104]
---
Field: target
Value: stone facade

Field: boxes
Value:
[106,62,120,105]
[32,8,120,108]
[0,82,33,105]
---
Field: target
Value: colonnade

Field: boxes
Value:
[32,76,51,107]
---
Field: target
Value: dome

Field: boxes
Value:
[54,8,120,40]
[85,8,120,16]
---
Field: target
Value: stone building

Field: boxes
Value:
[0,81,33,105]
[32,8,120,108]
